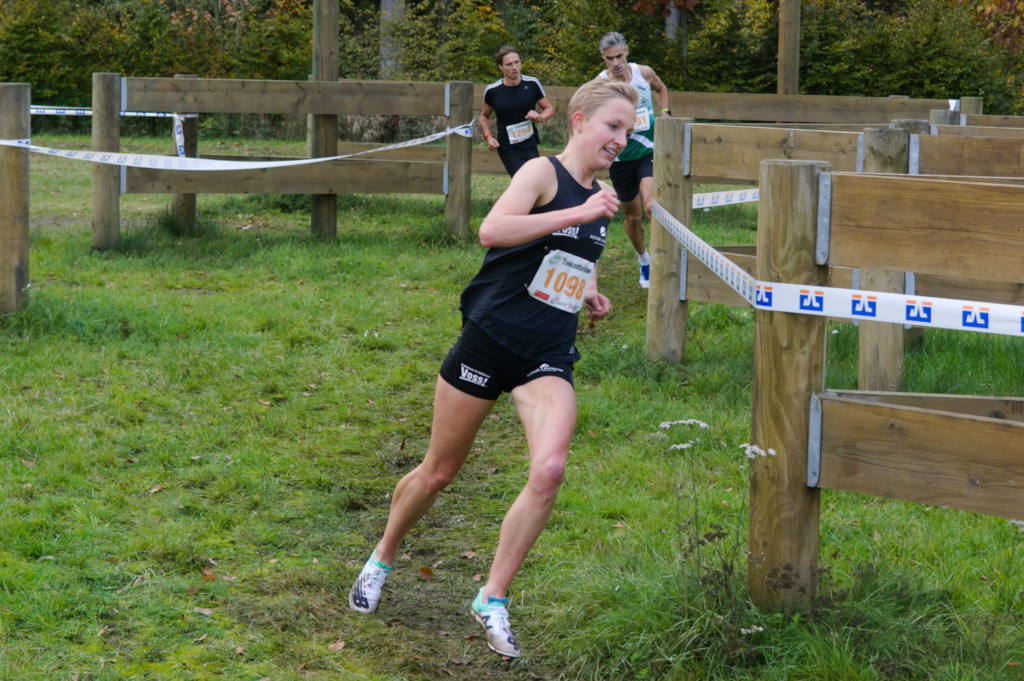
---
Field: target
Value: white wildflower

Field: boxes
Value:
[1010,519,1024,531]
[659,419,709,430]
[739,443,776,459]
[670,441,695,450]
[740,625,765,635]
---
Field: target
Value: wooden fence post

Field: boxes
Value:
[91,72,121,250]
[959,96,984,116]
[310,0,339,240]
[777,0,800,96]
[748,159,828,610]
[857,128,909,391]
[171,74,198,230]
[445,81,473,240]
[0,83,30,314]
[646,117,692,363]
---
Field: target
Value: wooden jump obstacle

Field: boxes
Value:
[90,73,476,248]
[746,163,1024,608]
[647,117,1024,393]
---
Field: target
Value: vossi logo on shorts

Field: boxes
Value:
[459,363,491,388]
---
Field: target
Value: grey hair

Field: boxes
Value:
[599,31,626,52]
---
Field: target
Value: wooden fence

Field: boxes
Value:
[744,163,1024,609]
[91,73,475,248]
[647,118,1024,393]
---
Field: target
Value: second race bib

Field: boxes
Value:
[634,107,653,133]
[506,120,534,145]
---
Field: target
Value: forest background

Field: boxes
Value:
[1,0,1023,135]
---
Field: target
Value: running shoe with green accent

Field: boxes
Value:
[470,588,521,658]
[348,556,391,614]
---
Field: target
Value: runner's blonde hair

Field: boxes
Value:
[567,80,639,137]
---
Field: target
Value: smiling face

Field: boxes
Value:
[600,44,630,80]
[573,97,635,169]
[499,52,522,84]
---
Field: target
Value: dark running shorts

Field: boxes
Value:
[498,143,540,177]
[439,322,574,400]
[608,153,654,203]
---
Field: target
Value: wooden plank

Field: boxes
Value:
[748,159,829,609]
[917,174,1024,185]
[817,395,1024,519]
[0,83,30,314]
[963,114,1024,129]
[310,0,340,239]
[828,174,1024,280]
[647,117,692,362]
[777,0,800,95]
[505,85,949,124]
[684,246,755,306]
[826,391,1024,422]
[915,272,1024,305]
[918,135,1024,177]
[933,125,1024,139]
[444,81,473,239]
[126,77,447,115]
[200,145,507,174]
[672,92,947,124]
[91,73,120,250]
[125,160,443,195]
[858,128,910,392]
[689,125,860,182]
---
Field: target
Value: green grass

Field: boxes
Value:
[0,134,1022,680]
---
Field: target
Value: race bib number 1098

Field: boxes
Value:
[527,249,595,314]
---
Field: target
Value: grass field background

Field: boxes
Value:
[0,134,1022,680]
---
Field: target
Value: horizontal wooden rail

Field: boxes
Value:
[126,77,449,115]
[827,174,1024,280]
[125,159,443,195]
[962,113,1024,128]
[918,135,1024,176]
[813,392,1024,519]
[689,125,861,182]
[932,125,1024,139]
[479,85,951,124]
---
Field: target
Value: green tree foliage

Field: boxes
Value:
[0,0,1021,113]
[387,0,512,82]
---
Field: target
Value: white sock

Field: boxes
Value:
[638,252,650,266]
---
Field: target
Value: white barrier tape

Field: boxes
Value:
[30,106,198,119]
[173,114,186,158]
[692,187,758,209]
[0,123,474,171]
[652,199,1024,338]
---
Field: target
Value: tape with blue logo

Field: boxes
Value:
[651,199,1024,338]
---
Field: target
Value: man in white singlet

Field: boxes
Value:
[595,31,671,289]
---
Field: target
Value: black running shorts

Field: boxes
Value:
[608,153,654,203]
[439,322,574,400]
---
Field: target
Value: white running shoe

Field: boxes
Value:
[471,588,521,658]
[639,262,650,289]
[348,556,391,614]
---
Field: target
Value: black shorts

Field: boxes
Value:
[608,153,654,203]
[439,322,574,400]
[498,143,540,177]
